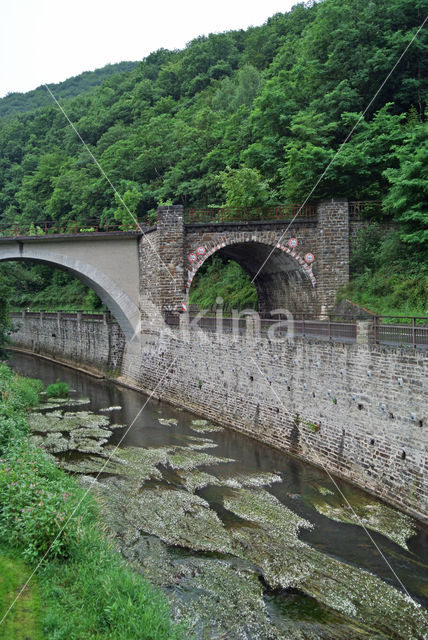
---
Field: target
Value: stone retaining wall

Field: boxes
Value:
[120,323,427,521]
[10,313,125,376]
[10,314,428,521]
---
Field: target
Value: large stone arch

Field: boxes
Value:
[185,237,317,313]
[0,246,140,341]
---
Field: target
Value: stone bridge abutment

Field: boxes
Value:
[151,198,350,318]
[0,199,353,332]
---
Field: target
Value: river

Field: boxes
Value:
[9,351,428,640]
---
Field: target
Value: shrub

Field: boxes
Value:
[11,376,44,409]
[45,380,69,399]
[0,441,90,562]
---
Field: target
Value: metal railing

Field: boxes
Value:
[0,201,384,238]
[10,310,112,322]
[373,316,428,349]
[166,313,427,348]
[348,201,382,216]
[11,310,428,349]
[166,313,357,342]
[184,201,383,224]
[0,218,154,238]
[184,204,317,224]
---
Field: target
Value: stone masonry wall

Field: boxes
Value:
[10,313,125,375]
[139,199,351,321]
[10,313,428,520]
[184,221,319,314]
[120,324,428,521]
[316,199,349,316]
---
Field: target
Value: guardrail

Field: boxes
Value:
[373,315,428,349]
[11,311,428,348]
[10,311,112,322]
[348,201,382,216]
[184,204,317,224]
[184,201,383,224]
[166,313,428,348]
[0,201,383,237]
[0,218,154,238]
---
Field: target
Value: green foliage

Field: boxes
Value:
[219,166,276,208]
[0,262,105,312]
[0,281,12,359]
[0,0,426,313]
[39,542,186,640]
[0,549,44,639]
[0,368,84,562]
[304,420,321,433]
[189,256,258,312]
[383,121,428,253]
[349,223,385,276]
[345,228,428,316]
[0,365,32,452]
[45,380,69,399]
[0,61,139,118]
[0,441,89,561]
[114,185,141,229]
[0,365,186,638]
[212,64,261,113]
[7,376,44,410]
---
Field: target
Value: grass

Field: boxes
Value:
[344,228,428,319]
[45,380,70,398]
[0,363,187,640]
[38,537,185,640]
[0,548,44,640]
[342,267,428,319]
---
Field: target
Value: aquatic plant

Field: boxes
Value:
[45,379,70,399]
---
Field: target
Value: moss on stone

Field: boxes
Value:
[312,497,416,551]
[189,419,224,434]
[168,449,235,471]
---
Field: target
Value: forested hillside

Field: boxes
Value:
[0,0,426,314]
[0,62,138,118]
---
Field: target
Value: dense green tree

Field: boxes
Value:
[0,0,426,312]
[383,121,428,251]
[189,256,257,311]
[219,166,276,208]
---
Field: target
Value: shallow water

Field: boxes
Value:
[9,352,428,638]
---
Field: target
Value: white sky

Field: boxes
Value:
[0,0,296,97]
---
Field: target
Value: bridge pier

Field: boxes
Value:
[139,205,185,320]
[316,199,350,317]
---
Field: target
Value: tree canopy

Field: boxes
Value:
[0,0,426,313]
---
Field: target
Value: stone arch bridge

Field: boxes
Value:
[0,199,357,340]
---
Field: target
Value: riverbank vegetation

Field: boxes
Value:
[0,363,186,639]
[0,282,12,358]
[0,548,44,640]
[0,0,426,313]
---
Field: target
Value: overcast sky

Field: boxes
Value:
[0,0,296,97]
